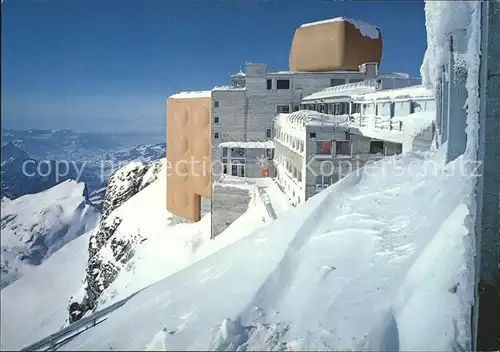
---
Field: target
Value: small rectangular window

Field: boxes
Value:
[266,149,273,159]
[323,175,332,187]
[309,132,316,139]
[231,165,238,176]
[276,105,290,114]
[214,116,220,124]
[266,128,272,139]
[231,148,245,158]
[349,78,363,83]
[369,140,385,155]
[293,105,300,112]
[335,141,351,156]
[330,78,345,86]
[223,164,228,174]
[266,79,272,90]
[214,101,220,108]
[222,147,228,157]
[316,140,332,155]
[315,175,323,187]
[276,79,290,90]
[214,132,220,139]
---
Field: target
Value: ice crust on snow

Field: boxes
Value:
[300,17,380,40]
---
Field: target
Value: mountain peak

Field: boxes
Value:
[1,143,29,164]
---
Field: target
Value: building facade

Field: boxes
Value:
[273,110,404,205]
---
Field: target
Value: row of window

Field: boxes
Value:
[214,128,273,140]
[276,155,303,182]
[316,175,334,189]
[265,77,364,92]
[304,100,436,118]
[302,102,358,116]
[316,140,389,156]
[221,164,245,177]
[275,128,305,153]
[267,79,291,90]
[221,147,274,160]
[330,78,364,87]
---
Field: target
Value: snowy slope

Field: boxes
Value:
[59,146,476,351]
[0,159,276,350]
[0,231,93,351]
[76,161,277,311]
[0,180,100,288]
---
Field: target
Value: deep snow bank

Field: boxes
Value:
[60,146,477,351]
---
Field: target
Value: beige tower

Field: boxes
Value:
[289,17,383,72]
[166,94,211,222]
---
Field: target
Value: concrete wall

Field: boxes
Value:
[216,62,383,144]
[211,89,247,144]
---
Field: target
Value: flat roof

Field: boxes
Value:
[352,85,433,101]
[218,141,274,149]
[169,91,211,99]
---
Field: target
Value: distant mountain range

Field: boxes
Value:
[1,128,166,203]
[1,128,165,162]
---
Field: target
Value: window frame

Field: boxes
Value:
[276,79,290,90]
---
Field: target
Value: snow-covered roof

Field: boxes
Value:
[276,110,349,128]
[402,111,435,137]
[218,141,274,149]
[300,17,380,40]
[352,85,434,101]
[267,70,359,76]
[169,91,211,99]
[212,86,246,92]
[303,86,377,102]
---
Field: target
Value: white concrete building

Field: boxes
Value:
[211,62,409,158]
[216,141,274,179]
[274,84,436,204]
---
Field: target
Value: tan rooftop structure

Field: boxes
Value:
[289,17,383,72]
[166,91,211,222]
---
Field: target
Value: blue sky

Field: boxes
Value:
[2,0,427,133]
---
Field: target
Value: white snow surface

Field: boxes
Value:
[1,163,280,350]
[353,85,433,101]
[169,91,212,99]
[300,17,380,40]
[0,180,99,288]
[403,111,435,137]
[218,141,274,149]
[0,231,93,350]
[60,146,475,351]
[82,164,278,310]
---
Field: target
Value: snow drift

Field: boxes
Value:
[58,146,477,351]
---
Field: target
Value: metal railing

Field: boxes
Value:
[20,291,141,351]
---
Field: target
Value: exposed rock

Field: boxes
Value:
[68,160,160,322]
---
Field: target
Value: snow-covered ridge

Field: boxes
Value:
[57,145,477,351]
[300,17,380,40]
[0,180,99,288]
